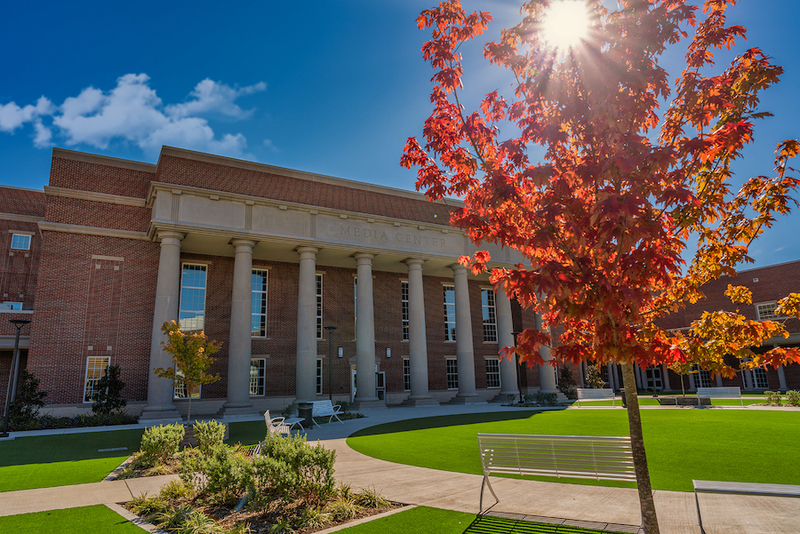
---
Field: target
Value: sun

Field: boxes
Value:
[540,0,591,51]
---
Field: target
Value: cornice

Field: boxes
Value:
[38,221,149,241]
[52,148,157,173]
[44,186,147,207]
[0,212,45,224]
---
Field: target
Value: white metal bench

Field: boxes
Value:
[693,479,800,534]
[312,400,344,424]
[264,410,304,436]
[575,388,616,407]
[696,386,743,407]
[477,433,635,513]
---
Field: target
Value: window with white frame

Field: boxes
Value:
[250,358,266,396]
[694,366,712,388]
[316,274,323,339]
[174,368,201,399]
[179,264,207,331]
[481,288,498,342]
[316,358,323,395]
[752,367,769,389]
[446,358,458,389]
[10,233,31,250]
[251,270,268,337]
[83,356,110,402]
[756,302,783,321]
[443,285,456,341]
[1,302,22,310]
[486,358,501,388]
[403,358,411,391]
[401,281,409,341]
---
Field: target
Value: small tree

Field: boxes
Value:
[8,369,47,429]
[557,366,577,399]
[154,321,221,422]
[92,364,127,415]
[585,365,606,389]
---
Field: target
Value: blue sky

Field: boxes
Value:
[1,0,797,268]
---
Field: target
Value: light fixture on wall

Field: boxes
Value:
[337,347,343,358]
[386,347,391,358]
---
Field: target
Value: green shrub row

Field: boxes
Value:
[764,390,800,407]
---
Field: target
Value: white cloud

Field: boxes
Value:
[0,97,54,132]
[0,74,265,159]
[166,79,266,119]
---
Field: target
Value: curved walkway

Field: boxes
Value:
[1,403,797,534]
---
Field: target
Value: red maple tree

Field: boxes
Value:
[402,1,800,531]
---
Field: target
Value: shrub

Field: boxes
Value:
[91,364,127,415]
[354,486,390,508]
[193,420,226,455]
[557,366,578,400]
[523,393,536,403]
[323,499,363,522]
[8,369,47,429]
[181,446,253,506]
[536,391,559,406]
[253,433,336,506]
[506,394,517,404]
[139,424,185,467]
[786,390,800,407]
[764,391,782,406]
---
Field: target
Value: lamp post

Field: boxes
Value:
[324,326,337,402]
[2,318,31,437]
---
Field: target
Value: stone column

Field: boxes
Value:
[743,368,754,390]
[404,259,436,405]
[536,314,558,394]
[452,264,479,401]
[688,372,696,391]
[295,247,319,403]
[140,231,185,421]
[612,361,621,391]
[778,366,788,390]
[578,362,586,388]
[715,373,723,387]
[219,239,257,416]
[496,289,518,397]
[606,363,616,390]
[661,364,671,391]
[353,253,381,407]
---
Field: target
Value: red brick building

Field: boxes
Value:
[1,147,560,420]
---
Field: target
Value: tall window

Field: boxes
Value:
[446,358,458,389]
[752,367,769,389]
[443,285,456,341]
[83,356,110,402]
[316,274,323,339]
[250,358,266,396]
[401,281,409,341]
[486,358,501,388]
[316,358,323,395]
[10,233,31,250]
[756,302,781,320]
[693,366,712,388]
[481,288,498,342]
[403,358,411,391]
[180,264,207,331]
[251,270,268,337]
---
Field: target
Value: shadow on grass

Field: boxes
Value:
[462,514,629,534]
[0,429,143,467]
[350,409,568,438]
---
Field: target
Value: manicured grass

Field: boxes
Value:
[573,397,763,406]
[0,429,142,492]
[347,409,800,492]
[337,506,627,534]
[0,504,143,533]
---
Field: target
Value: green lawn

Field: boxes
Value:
[0,505,143,533]
[0,429,143,492]
[347,409,800,492]
[337,506,628,534]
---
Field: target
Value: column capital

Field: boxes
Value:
[404,258,425,269]
[231,238,257,250]
[295,246,319,260]
[450,263,468,275]
[353,252,374,264]
[156,230,185,243]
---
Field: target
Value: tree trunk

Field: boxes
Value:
[621,363,660,534]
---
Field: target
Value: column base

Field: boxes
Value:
[217,402,259,418]
[448,394,486,405]
[401,395,440,407]
[350,399,387,410]
[139,404,182,424]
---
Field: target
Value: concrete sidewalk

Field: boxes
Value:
[1,403,798,533]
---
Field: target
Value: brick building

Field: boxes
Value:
[1,147,560,420]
